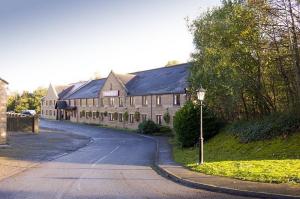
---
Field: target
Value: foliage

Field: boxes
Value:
[157,125,173,136]
[80,110,85,118]
[172,131,300,184]
[189,0,300,122]
[173,101,224,147]
[123,111,129,122]
[163,111,170,124]
[134,111,140,122]
[165,60,181,67]
[113,112,118,120]
[138,120,159,135]
[7,88,47,113]
[228,112,300,143]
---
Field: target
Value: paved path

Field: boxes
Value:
[0,120,257,199]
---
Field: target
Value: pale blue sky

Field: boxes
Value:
[0,0,221,92]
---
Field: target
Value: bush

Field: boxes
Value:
[123,111,129,122]
[163,111,170,124]
[134,111,140,122]
[229,112,300,143]
[158,125,173,135]
[138,120,159,135]
[173,101,224,147]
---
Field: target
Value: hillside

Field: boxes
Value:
[173,131,300,184]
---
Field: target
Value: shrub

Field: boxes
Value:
[158,125,173,135]
[124,111,129,122]
[163,111,170,124]
[173,101,224,147]
[134,111,140,122]
[138,120,159,135]
[229,112,300,143]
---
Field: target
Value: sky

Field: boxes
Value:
[0,0,221,92]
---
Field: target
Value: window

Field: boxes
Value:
[109,97,115,106]
[129,114,134,123]
[100,98,104,107]
[46,110,48,115]
[173,94,180,106]
[119,113,123,122]
[142,96,148,106]
[119,97,123,107]
[109,113,113,121]
[80,99,82,107]
[156,95,162,106]
[156,115,162,125]
[142,114,147,121]
[42,110,44,115]
[130,96,134,106]
[46,101,48,106]
[85,99,88,107]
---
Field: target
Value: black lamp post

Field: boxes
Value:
[197,87,206,165]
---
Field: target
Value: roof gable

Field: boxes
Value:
[45,84,59,99]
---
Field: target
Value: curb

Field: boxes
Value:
[151,137,300,199]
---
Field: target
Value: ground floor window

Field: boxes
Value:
[46,110,48,115]
[129,114,134,123]
[93,112,96,119]
[142,114,147,121]
[49,110,52,116]
[109,113,113,121]
[119,113,123,122]
[156,115,162,125]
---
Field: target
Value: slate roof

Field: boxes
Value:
[64,78,106,99]
[125,63,191,96]
[58,81,87,99]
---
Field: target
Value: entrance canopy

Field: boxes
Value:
[55,101,76,110]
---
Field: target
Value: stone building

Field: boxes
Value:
[41,63,190,129]
[0,78,8,145]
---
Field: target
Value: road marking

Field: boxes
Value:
[55,145,120,198]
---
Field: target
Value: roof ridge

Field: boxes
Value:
[129,62,191,75]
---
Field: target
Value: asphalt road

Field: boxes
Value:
[0,120,257,199]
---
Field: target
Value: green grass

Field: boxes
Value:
[173,131,300,184]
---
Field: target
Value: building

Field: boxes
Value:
[41,63,191,129]
[0,78,8,145]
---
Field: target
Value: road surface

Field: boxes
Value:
[0,120,257,199]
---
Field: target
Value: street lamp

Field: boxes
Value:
[197,87,206,165]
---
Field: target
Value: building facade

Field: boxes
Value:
[0,78,8,145]
[41,63,190,129]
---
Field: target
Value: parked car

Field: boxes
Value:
[21,110,36,116]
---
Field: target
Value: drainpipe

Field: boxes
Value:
[150,94,153,120]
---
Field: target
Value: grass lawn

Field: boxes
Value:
[172,131,300,184]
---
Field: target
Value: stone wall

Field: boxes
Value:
[0,79,8,145]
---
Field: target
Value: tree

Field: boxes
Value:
[7,87,47,113]
[165,60,181,67]
[189,0,300,121]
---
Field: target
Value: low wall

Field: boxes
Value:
[7,113,39,134]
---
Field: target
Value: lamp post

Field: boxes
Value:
[197,87,206,165]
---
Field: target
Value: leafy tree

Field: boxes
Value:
[189,0,300,121]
